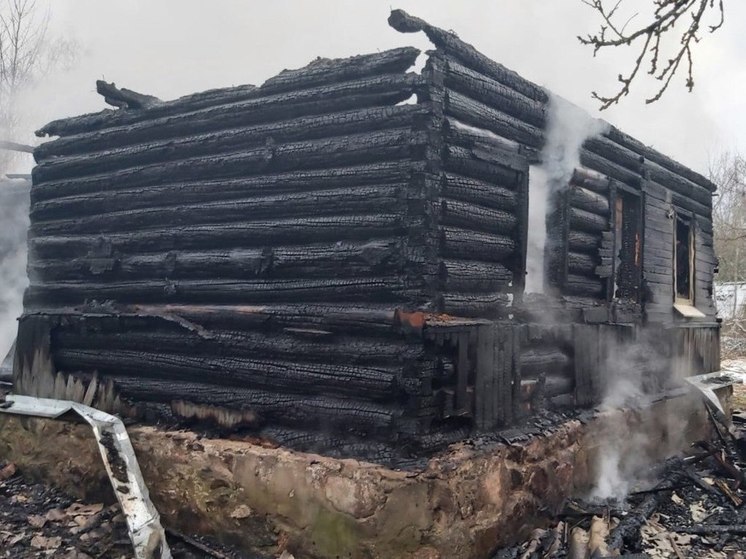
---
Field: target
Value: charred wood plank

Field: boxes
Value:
[440,198,517,234]
[34,104,426,180]
[37,47,421,139]
[31,161,416,220]
[519,348,571,377]
[439,227,516,262]
[53,327,424,366]
[25,276,418,306]
[444,145,522,186]
[29,214,404,258]
[564,274,604,297]
[569,207,608,233]
[54,348,406,398]
[440,292,510,317]
[30,239,404,282]
[443,57,545,127]
[439,259,512,291]
[32,185,406,236]
[442,172,518,211]
[568,230,601,254]
[35,73,422,165]
[103,375,400,431]
[567,251,598,276]
[444,89,542,149]
[388,9,548,103]
[568,185,609,216]
[32,127,426,201]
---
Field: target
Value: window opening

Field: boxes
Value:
[613,190,642,300]
[674,216,694,303]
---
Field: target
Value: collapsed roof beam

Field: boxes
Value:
[96,80,161,110]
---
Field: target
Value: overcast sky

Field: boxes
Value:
[14,1,746,176]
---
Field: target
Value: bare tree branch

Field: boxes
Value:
[579,0,726,109]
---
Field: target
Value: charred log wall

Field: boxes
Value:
[388,9,718,325]
[24,47,482,448]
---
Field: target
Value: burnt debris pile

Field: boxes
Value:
[14,10,721,459]
[494,412,746,558]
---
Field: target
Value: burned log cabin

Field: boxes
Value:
[15,10,720,459]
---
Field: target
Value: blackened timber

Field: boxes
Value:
[439,227,516,261]
[30,239,403,282]
[443,58,545,127]
[31,161,417,220]
[36,47,421,140]
[606,125,716,192]
[54,349,407,398]
[34,105,428,181]
[565,274,604,297]
[567,251,598,276]
[569,207,608,233]
[53,328,424,366]
[569,185,610,216]
[28,214,404,258]
[445,146,521,185]
[571,168,610,194]
[34,73,422,163]
[519,348,571,377]
[444,89,542,149]
[439,260,512,291]
[388,9,549,103]
[260,46,420,94]
[579,149,641,188]
[103,376,400,431]
[442,173,518,211]
[439,198,517,234]
[32,127,426,201]
[25,276,418,306]
[33,185,406,236]
[440,292,510,317]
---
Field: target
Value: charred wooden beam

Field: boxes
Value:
[25,276,419,307]
[30,239,404,282]
[444,145,521,186]
[34,104,426,179]
[28,214,404,259]
[388,9,548,103]
[439,259,512,291]
[442,172,518,212]
[439,227,516,262]
[440,198,517,235]
[31,161,415,220]
[569,185,610,216]
[32,185,406,236]
[32,127,426,201]
[35,73,422,166]
[96,80,161,110]
[37,47,421,140]
[569,207,608,233]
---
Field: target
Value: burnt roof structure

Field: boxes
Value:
[15,11,719,463]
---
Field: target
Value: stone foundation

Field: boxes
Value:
[0,390,723,559]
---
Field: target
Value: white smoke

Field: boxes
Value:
[524,94,608,293]
[589,336,683,501]
[0,179,30,361]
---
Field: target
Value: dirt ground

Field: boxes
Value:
[0,465,257,558]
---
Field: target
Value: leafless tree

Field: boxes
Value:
[579,0,725,109]
[0,0,76,172]
[708,151,746,282]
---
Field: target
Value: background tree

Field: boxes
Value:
[579,0,725,109]
[709,151,746,283]
[0,0,76,173]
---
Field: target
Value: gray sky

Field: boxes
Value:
[15,0,746,176]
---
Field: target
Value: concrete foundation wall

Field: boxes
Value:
[0,392,714,559]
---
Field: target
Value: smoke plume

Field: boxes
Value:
[525,94,608,293]
[0,178,30,361]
